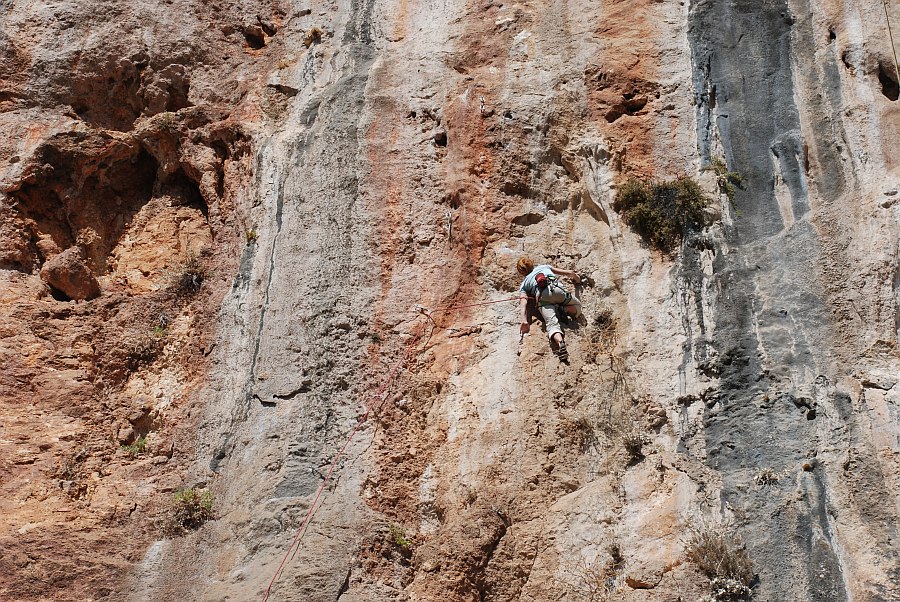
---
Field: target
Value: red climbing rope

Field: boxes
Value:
[435,295,525,312]
[261,345,414,601]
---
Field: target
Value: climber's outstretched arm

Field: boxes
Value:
[550,266,581,284]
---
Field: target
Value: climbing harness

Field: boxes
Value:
[535,273,573,308]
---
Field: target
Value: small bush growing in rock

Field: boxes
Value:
[707,157,744,203]
[167,254,205,298]
[122,435,147,457]
[388,524,412,550]
[569,414,598,452]
[614,177,710,252]
[622,430,650,464]
[573,414,595,438]
[150,311,170,337]
[163,488,213,535]
[586,308,618,363]
[594,308,614,330]
[708,576,754,601]
[158,111,177,130]
[753,467,780,487]
[685,520,754,601]
[564,544,624,601]
[125,332,164,371]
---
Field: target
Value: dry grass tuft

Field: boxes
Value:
[303,27,323,47]
[167,254,205,298]
[563,543,624,601]
[685,519,754,601]
[586,308,618,364]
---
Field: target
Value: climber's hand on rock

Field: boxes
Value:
[520,321,530,334]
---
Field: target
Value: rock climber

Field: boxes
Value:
[516,256,582,362]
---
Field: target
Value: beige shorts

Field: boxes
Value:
[537,284,581,339]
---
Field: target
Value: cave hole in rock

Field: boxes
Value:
[878,61,899,101]
[244,29,266,49]
[501,179,531,197]
[162,84,192,114]
[160,168,208,217]
[606,92,649,123]
[841,48,854,71]
[512,212,544,226]
[443,190,462,209]
[48,286,72,302]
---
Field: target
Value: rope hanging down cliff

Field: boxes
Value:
[260,293,531,601]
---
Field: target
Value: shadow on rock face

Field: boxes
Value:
[5,131,158,275]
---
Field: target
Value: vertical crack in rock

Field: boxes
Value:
[788,0,850,201]
[246,154,283,402]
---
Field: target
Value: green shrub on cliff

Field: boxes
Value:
[707,157,744,203]
[122,435,147,457]
[388,524,412,550]
[614,177,710,252]
[163,488,213,535]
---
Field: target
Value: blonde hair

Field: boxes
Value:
[516,256,535,276]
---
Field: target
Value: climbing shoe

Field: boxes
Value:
[555,341,569,362]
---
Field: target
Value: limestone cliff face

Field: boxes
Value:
[1,0,898,601]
